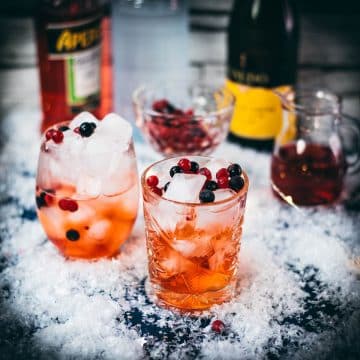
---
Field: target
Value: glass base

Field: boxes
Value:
[152,282,236,312]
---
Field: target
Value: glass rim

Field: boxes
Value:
[132,83,236,119]
[141,156,249,207]
[274,88,342,116]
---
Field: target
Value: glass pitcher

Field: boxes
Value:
[271,89,359,206]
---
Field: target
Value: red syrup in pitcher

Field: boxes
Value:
[271,143,346,205]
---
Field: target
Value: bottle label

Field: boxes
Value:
[46,16,101,111]
[226,79,291,140]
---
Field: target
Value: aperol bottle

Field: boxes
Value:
[35,0,113,132]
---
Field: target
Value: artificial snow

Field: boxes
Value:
[0,110,359,359]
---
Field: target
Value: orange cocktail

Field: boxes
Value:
[35,113,138,259]
[142,156,248,311]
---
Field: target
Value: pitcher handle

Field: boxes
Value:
[340,113,360,174]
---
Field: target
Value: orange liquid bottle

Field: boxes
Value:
[35,0,113,132]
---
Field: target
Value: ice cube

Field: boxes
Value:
[69,112,99,130]
[204,158,230,180]
[97,113,133,150]
[76,176,102,198]
[172,233,214,258]
[214,189,237,202]
[163,173,206,203]
[67,203,96,223]
[88,220,111,241]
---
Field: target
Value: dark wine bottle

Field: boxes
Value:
[226,0,299,151]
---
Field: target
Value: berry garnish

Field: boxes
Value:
[217,176,229,189]
[153,99,169,113]
[66,229,80,241]
[74,127,80,134]
[163,181,170,192]
[229,175,245,192]
[199,189,215,203]
[79,122,96,137]
[169,165,182,177]
[45,129,56,141]
[228,163,242,177]
[146,175,159,187]
[178,158,191,172]
[58,125,70,132]
[151,186,163,196]
[211,319,225,333]
[44,193,54,205]
[59,198,78,212]
[190,161,199,173]
[35,192,47,209]
[199,167,212,181]
[216,168,229,180]
[205,180,218,191]
[52,130,64,144]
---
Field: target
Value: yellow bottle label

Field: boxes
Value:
[226,79,291,140]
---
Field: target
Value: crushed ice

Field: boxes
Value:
[0,111,359,359]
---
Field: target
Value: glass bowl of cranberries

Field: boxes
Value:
[132,84,235,156]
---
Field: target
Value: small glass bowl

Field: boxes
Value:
[132,84,235,156]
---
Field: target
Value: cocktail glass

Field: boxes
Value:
[35,113,139,259]
[141,156,249,311]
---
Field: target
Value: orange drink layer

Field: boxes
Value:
[35,114,139,259]
[141,156,249,311]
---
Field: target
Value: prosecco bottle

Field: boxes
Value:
[226,0,299,151]
[35,0,113,132]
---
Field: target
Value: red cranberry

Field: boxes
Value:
[44,193,54,205]
[211,320,225,333]
[45,129,56,141]
[153,99,169,113]
[74,127,80,134]
[178,158,191,172]
[199,167,212,181]
[52,130,64,144]
[216,168,229,180]
[147,175,159,187]
[151,186,163,196]
[217,176,229,189]
[59,198,78,212]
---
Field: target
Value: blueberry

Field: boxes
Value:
[199,189,215,203]
[79,122,96,137]
[169,165,182,177]
[58,125,70,132]
[35,192,47,209]
[227,163,242,177]
[205,180,218,191]
[190,161,199,173]
[163,181,170,192]
[229,176,245,192]
[66,229,80,241]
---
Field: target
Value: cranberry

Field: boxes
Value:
[185,109,194,116]
[66,229,80,241]
[52,130,64,144]
[199,167,212,181]
[216,168,229,180]
[229,175,245,192]
[44,193,54,205]
[59,198,78,212]
[151,186,163,196]
[199,189,215,203]
[153,99,169,113]
[178,158,191,172]
[211,320,225,333]
[45,129,56,141]
[146,175,159,187]
[217,176,229,189]
[228,163,242,177]
[74,127,80,134]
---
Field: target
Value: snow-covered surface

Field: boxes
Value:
[0,110,359,359]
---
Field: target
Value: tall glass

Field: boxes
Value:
[141,156,249,311]
[35,121,139,259]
